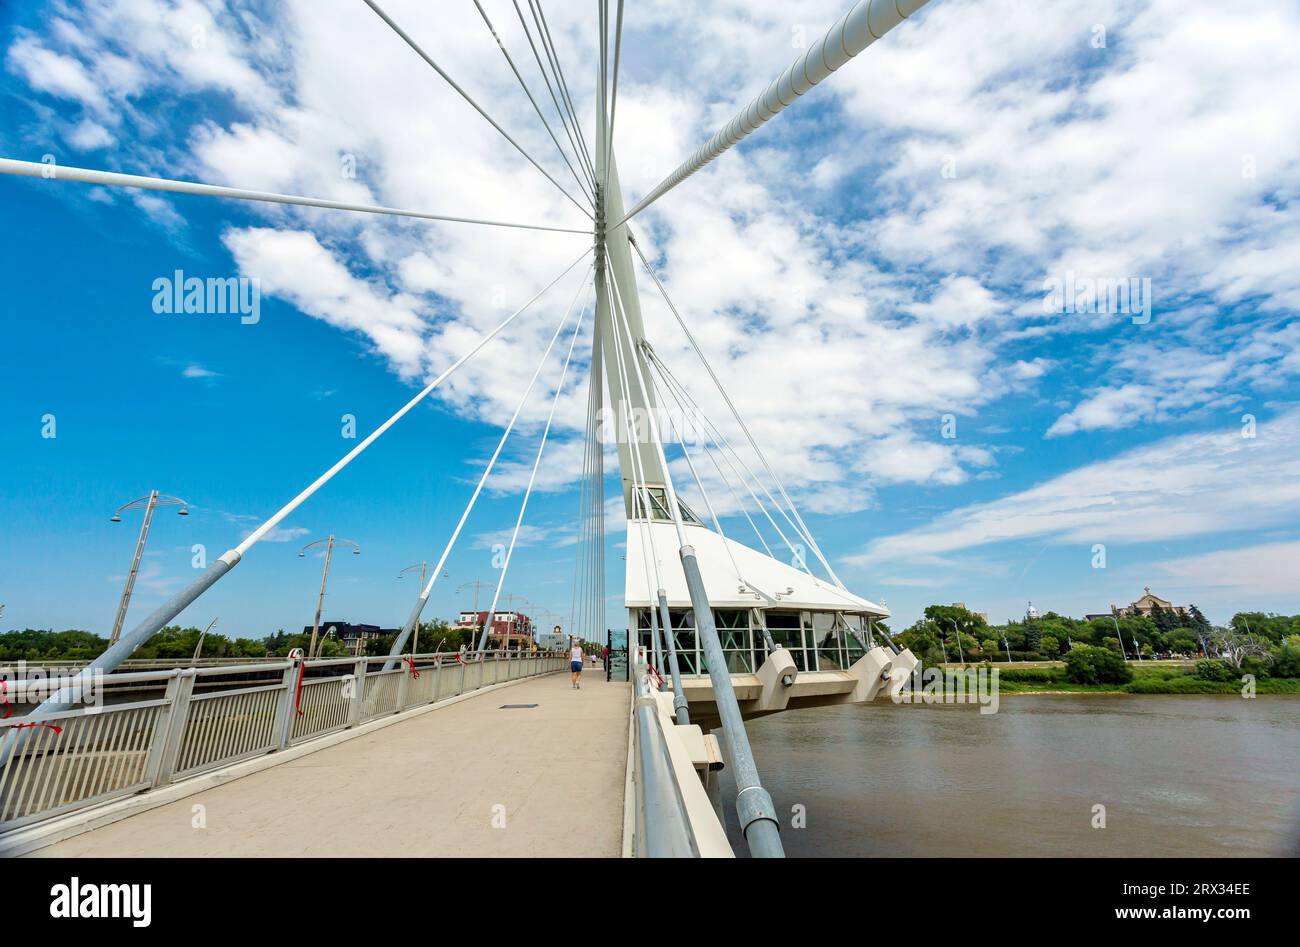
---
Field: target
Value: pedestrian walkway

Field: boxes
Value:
[29,671,630,857]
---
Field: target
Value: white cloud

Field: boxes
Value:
[6,0,1300,519]
[1156,541,1300,599]
[7,34,109,113]
[65,118,114,150]
[1046,384,1158,437]
[852,409,1300,566]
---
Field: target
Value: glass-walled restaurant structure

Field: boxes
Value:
[634,607,879,674]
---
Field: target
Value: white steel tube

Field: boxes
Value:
[619,0,931,224]
[0,158,590,234]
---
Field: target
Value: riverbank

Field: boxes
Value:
[934,663,1300,695]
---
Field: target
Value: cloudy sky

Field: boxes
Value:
[1,0,1298,640]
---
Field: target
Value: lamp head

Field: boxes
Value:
[110,514,122,523]
[177,507,188,516]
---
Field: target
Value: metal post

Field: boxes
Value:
[679,546,783,857]
[155,669,197,785]
[273,655,301,750]
[414,562,426,654]
[1111,615,1131,662]
[144,670,182,787]
[657,589,690,724]
[308,535,335,659]
[348,656,367,726]
[110,490,158,645]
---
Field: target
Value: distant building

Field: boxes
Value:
[536,623,568,651]
[456,610,535,650]
[951,602,990,623]
[303,621,398,656]
[1085,587,1188,622]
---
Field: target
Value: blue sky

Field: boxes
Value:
[2,0,1299,641]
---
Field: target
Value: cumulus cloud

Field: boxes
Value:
[6,0,1300,529]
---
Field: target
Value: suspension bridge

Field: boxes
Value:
[0,0,930,858]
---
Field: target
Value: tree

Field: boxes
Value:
[1063,644,1133,685]
[1166,629,1200,655]
[1206,628,1272,671]
[1039,635,1060,657]
[1270,636,1300,678]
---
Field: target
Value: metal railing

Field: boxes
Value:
[0,650,565,835]
[627,647,734,858]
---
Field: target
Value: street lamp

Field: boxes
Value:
[298,535,360,659]
[108,490,191,645]
[399,562,447,654]
[947,618,967,668]
[193,617,218,661]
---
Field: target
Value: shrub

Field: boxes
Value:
[1194,659,1235,682]
[1063,644,1133,685]
[1270,637,1300,678]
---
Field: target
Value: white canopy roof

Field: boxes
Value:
[624,521,888,616]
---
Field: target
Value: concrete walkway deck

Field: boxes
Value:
[30,670,630,858]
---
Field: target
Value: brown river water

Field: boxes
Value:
[720,695,1300,857]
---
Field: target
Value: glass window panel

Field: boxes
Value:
[811,612,841,670]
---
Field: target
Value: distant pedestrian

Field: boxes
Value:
[570,642,584,689]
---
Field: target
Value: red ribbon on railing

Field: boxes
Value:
[648,666,664,690]
[1,679,63,732]
[294,658,307,716]
[402,655,421,679]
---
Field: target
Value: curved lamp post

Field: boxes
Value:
[299,535,360,658]
[193,616,218,661]
[109,491,190,645]
[399,562,447,653]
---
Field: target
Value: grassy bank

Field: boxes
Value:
[980,663,1300,695]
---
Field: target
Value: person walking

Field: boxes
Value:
[570,640,584,689]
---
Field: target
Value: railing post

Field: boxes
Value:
[144,670,182,788]
[153,668,196,786]
[431,657,443,704]
[395,658,410,712]
[273,656,300,750]
[348,657,367,726]
[458,657,467,695]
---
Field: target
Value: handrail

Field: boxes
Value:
[634,683,698,856]
[627,646,733,857]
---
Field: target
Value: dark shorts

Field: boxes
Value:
[570,661,583,673]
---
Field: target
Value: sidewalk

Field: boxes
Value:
[30,670,630,857]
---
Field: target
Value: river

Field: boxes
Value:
[721,695,1300,857]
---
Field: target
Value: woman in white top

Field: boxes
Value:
[570,642,584,689]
